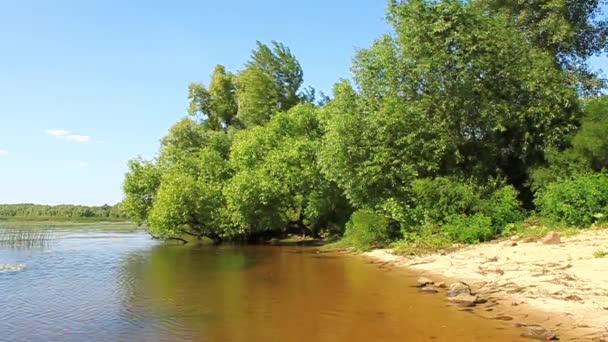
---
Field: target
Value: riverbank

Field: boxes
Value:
[364,228,608,341]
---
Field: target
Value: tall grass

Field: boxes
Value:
[0,228,54,249]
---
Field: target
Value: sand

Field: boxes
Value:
[364,229,608,341]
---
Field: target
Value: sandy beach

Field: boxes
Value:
[364,229,608,341]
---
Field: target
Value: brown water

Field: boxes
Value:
[0,225,528,341]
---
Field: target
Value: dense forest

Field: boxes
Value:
[123,0,608,248]
[0,204,127,221]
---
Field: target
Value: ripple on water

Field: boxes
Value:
[0,263,26,273]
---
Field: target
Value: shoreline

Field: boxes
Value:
[363,229,608,341]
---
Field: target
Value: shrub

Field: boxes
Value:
[389,178,522,242]
[480,185,523,234]
[535,173,608,227]
[391,230,452,256]
[343,209,391,251]
[501,216,580,238]
[442,214,494,244]
[593,250,607,258]
[409,177,481,226]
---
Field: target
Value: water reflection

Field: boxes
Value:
[117,244,258,340]
[117,244,527,341]
[0,228,528,342]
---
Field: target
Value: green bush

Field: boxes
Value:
[409,177,481,226]
[480,185,523,234]
[343,209,391,251]
[391,230,452,256]
[442,214,494,244]
[535,173,608,226]
[389,178,522,242]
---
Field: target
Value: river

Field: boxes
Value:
[0,224,527,341]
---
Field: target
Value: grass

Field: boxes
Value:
[391,232,454,256]
[319,238,356,252]
[0,221,141,249]
[0,229,54,249]
[319,228,455,255]
[325,215,601,256]
[502,216,581,239]
[593,250,607,258]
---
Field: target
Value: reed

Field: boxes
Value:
[0,227,54,249]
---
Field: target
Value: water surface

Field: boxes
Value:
[0,224,527,341]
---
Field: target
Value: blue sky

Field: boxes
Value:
[0,1,606,205]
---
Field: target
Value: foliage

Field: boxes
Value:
[530,147,592,190]
[187,42,312,130]
[151,131,232,240]
[478,0,607,92]
[391,231,453,256]
[572,96,608,170]
[158,117,210,169]
[501,216,580,238]
[342,209,391,251]
[442,214,494,244]
[121,1,608,247]
[123,41,324,241]
[535,173,608,226]
[321,0,581,212]
[480,185,524,233]
[188,65,238,129]
[593,249,607,258]
[147,169,224,240]
[532,95,608,189]
[225,104,350,238]
[384,177,522,237]
[235,41,306,127]
[407,178,482,227]
[319,80,421,209]
[122,158,162,224]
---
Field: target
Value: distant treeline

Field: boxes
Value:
[0,204,127,221]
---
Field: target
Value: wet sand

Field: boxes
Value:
[364,229,608,341]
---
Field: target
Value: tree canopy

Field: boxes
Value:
[123,1,608,245]
[323,0,580,209]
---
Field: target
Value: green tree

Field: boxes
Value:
[319,80,422,210]
[188,65,238,129]
[122,158,163,225]
[532,95,608,188]
[225,104,350,238]
[147,131,233,241]
[147,168,225,242]
[322,0,580,210]
[572,96,608,170]
[235,41,305,127]
[208,65,238,127]
[156,117,212,183]
[478,0,607,91]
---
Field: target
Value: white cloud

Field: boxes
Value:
[66,135,91,142]
[77,161,89,168]
[46,129,91,143]
[46,129,70,137]
[0,149,8,156]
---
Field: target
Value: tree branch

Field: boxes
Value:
[146,231,188,244]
